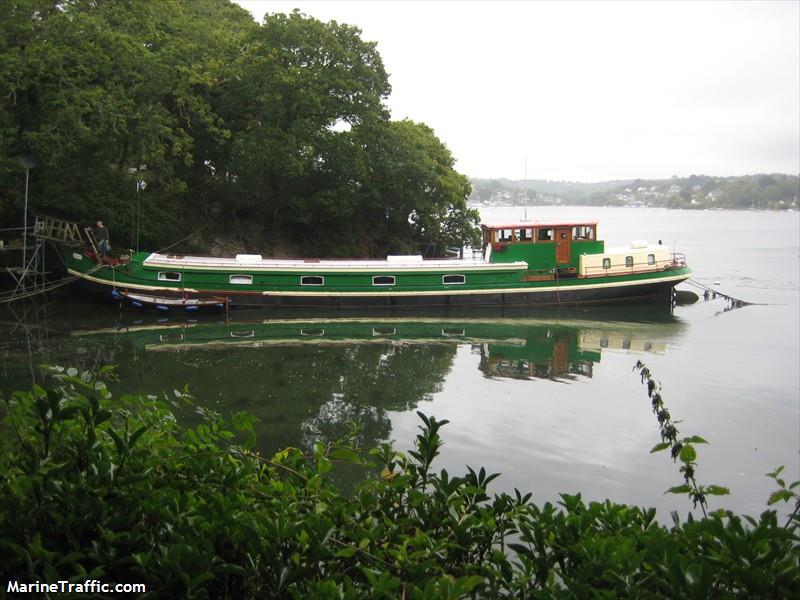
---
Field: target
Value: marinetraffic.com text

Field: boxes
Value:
[7,580,146,594]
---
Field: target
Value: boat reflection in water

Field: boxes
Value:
[0,304,683,458]
[72,306,680,385]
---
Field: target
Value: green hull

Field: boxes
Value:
[65,248,691,308]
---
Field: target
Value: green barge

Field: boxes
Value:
[65,219,691,309]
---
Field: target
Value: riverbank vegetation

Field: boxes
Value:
[1,366,798,598]
[0,1,479,256]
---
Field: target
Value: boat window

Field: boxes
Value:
[572,225,595,240]
[647,254,656,265]
[442,328,465,337]
[373,327,396,336]
[443,274,465,285]
[373,275,396,286]
[229,274,253,285]
[602,258,611,269]
[497,229,513,243]
[516,228,533,241]
[301,275,324,286]
[625,256,634,267]
[300,328,324,336]
[230,330,255,338]
[537,228,553,241]
[158,271,181,282]
[159,333,184,342]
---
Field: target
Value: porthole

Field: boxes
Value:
[158,271,181,282]
[230,330,255,338]
[443,274,465,285]
[301,275,324,286]
[442,328,465,337]
[372,275,396,286]
[300,328,325,336]
[230,274,253,285]
[373,327,396,336]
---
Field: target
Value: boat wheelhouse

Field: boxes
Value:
[64,218,690,309]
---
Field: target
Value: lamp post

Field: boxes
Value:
[18,157,35,291]
[129,165,146,254]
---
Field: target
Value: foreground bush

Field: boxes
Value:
[1,367,798,598]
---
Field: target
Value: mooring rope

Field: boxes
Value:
[684,278,755,307]
[153,219,214,255]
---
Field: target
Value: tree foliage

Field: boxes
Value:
[0,1,477,256]
[1,368,798,598]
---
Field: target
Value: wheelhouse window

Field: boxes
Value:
[301,275,324,286]
[158,271,181,282]
[572,225,595,240]
[516,228,533,242]
[442,274,465,285]
[229,274,253,285]
[537,228,553,241]
[497,229,513,243]
[602,258,611,269]
[647,254,656,265]
[373,275,396,286]
[625,256,634,267]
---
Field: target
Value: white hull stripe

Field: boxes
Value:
[70,268,688,297]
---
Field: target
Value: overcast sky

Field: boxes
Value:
[235,1,799,182]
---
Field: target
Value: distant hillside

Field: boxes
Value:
[470,174,800,210]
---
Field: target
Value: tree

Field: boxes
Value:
[0,3,479,256]
[0,0,259,246]
[352,120,479,256]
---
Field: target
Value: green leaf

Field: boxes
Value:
[650,442,671,453]
[56,406,80,421]
[678,444,697,464]
[107,429,126,455]
[94,409,112,426]
[665,485,692,495]
[684,435,708,444]
[767,490,794,505]
[128,425,149,450]
[703,485,730,496]
[328,447,361,463]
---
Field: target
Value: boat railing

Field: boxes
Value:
[670,253,687,268]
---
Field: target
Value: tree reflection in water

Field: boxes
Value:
[2,306,683,460]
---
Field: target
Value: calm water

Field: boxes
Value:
[1,207,798,519]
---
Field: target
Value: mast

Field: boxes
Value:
[524,156,528,221]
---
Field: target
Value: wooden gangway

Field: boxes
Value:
[33,215,85,246]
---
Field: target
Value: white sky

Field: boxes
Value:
[235,0,800,182]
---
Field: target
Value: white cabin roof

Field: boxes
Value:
[143,252,526,272]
